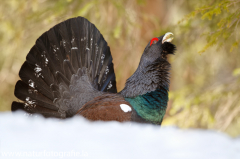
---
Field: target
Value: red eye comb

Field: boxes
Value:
[150,37,159,46]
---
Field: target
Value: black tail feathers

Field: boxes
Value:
[12,17,117,118]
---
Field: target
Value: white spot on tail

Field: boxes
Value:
[86,48,90,51]
[120,104,132,113]
[45,58,48,66]
[71,38,75,43]
[101,54,105,59]
[62,40,66,47]
[28,79,35,88]
[101,54,105,65]
[25,97,36,108]
[41,53,48,66]
[105,66,109,75]
[72,47,78,50]
[28,79,38,93]
[95,44,99,55]
[34,64,44,78]
[34,64,42,73]
[107,81,112,90]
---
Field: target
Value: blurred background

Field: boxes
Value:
[0,0,239,137]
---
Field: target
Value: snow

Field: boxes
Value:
[0,111,240,159]
[120,104,132,113]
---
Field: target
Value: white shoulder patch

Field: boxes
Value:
[120,104,132,113]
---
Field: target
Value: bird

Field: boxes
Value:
[11,16,176,125]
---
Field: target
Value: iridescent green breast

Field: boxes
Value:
[124,88,168,124]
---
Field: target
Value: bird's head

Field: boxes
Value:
[139,32,176,67]
[121,32,176,97]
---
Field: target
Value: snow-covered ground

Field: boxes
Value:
[1,111,240,159]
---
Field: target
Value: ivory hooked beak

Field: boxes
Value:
[162,32,174,44]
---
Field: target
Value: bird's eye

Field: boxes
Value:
[150,37,159,46]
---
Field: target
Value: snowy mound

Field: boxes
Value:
[1,111,240,159]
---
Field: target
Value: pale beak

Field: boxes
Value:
[162,32,174,44]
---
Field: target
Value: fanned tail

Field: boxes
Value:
[12,17,117,118]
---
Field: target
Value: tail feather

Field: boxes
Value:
[19,62,54,101]
[12,17,117,118]
[12,102,62,118]
[14,81,57,110]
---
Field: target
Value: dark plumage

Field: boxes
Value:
[12,16,176,125]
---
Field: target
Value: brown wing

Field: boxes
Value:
[76,94,132,122]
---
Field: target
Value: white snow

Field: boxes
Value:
[0,111,240,159]
[120,104,132,113]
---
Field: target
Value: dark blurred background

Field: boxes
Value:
[0,0,239,136]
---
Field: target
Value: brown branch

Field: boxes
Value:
[227,0,240,7]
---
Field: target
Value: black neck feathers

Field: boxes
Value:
[120,58,171,98]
